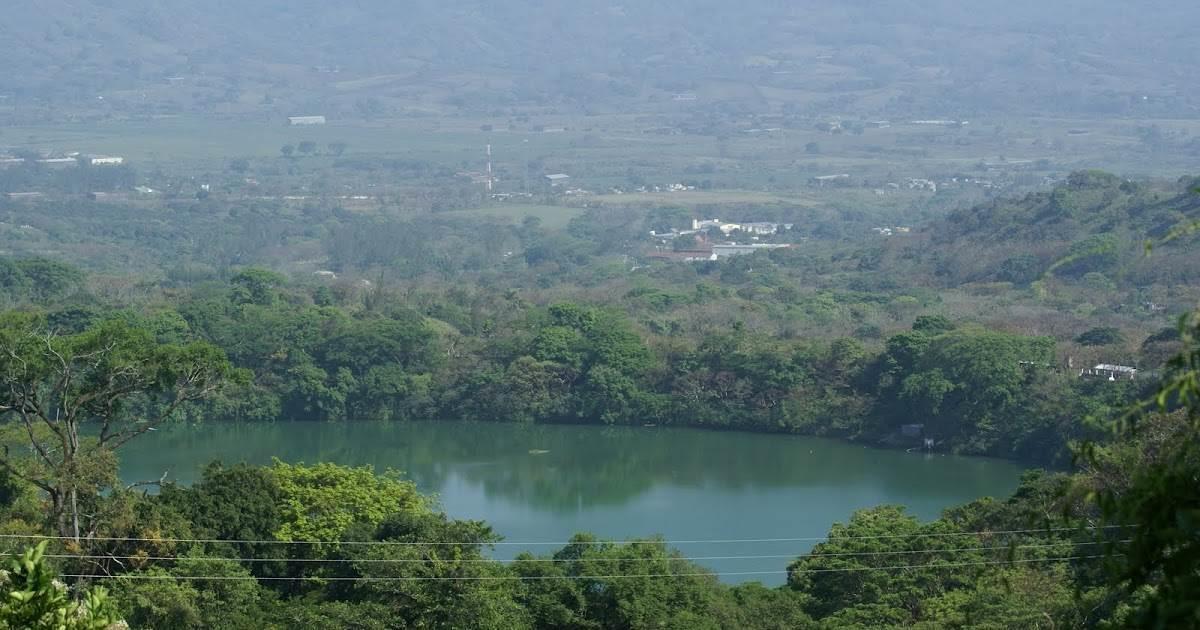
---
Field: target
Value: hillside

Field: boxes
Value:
[2,1,1198,119]
[856,174,1200,295]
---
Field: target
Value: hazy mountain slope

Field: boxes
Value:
[2,0,1198,116]
[891,174,1200,291]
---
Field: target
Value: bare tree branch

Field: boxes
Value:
[125,469,171,491]
[0,452,53,494]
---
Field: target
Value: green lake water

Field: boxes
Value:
[118,421,1026,584]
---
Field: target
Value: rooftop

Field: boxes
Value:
[1094,364,1137,373]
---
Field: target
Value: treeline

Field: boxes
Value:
[25,269,1144,465]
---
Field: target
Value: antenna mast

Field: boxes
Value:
[486,144,493,192]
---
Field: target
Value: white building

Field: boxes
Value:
[545,173,571,186]
[741,222,790,235]
[693,219,739,234]
[693,219,789,236]
[89,156,125,166]
[1080,364,1138,381]
[288,115,327,126]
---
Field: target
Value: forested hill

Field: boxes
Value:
[876,173,1200,289]
[938,172,1200,244]
[3,0,1198,117]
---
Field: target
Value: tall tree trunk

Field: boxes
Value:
[58,422,83,541]
[70,486,80,542]
[51,489,70,539]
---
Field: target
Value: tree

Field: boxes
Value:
[114,557,266,630]
[280,144,295,158]
[645,207,690,233]
[0,541,123,630]
[1091,310,1200,627]
[327,142,348,157]
[297,141,317,156]
[1076,327,1125,346]
[0,260,31,305]
[0,314,239,539]
[270,460,426,544]
[912,315,956,335]
[878,328,1056,454]
[230,268,286,306]
[919,566,1081,628]
[157,462,284,571]
[514,536,729,630]
[12,258,84,303]
[349,511,530,629]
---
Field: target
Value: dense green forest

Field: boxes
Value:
[0,308,1197,627]
[0,261,1151,465]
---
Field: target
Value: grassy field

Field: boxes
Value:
[442,204,583,229]
[589,190,813,206]
[2,118,570,164]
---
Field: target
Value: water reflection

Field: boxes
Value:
[119,421,1025,584]
[121,421,1021,512]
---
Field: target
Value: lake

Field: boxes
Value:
[118,421,1026,585]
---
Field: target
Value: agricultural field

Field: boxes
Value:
[442,204,583,229]
[5,113,1198,180]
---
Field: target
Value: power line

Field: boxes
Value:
[41,540,1131,566]
[0,525,1133,547]
[58,555,1112,582]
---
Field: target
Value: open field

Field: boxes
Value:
[442,204,583,229]
[5,113,1199,179]
[589,190,813,206]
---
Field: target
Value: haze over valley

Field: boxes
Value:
[0,2,1198,628]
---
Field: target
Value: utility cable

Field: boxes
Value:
[40,539,1131,565]
[58,554,1114,582]
[0,525,1133,547]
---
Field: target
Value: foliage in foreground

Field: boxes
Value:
[0,542,124,630]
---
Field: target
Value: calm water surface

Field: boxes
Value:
[118,422,1025,584]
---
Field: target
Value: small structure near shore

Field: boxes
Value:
[1079,364,1137,381]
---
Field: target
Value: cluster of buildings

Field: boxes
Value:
[608,183,699,194]
[689,219,793,236]
[905,178,938,192]
[872,226,912,237]
[650,219,792,241]
[647,219,795,263]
